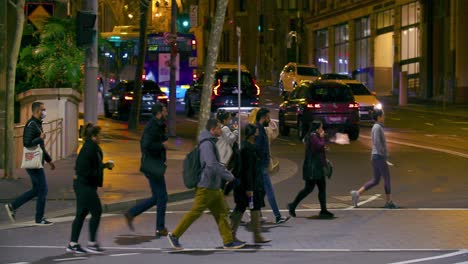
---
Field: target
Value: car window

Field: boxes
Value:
[297,67,321,76]
[308,85,354,102]
[215,71,253,88]
[347,83,371,95]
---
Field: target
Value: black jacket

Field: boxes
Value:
[141,117,168,161]
[233,140,265,208]
[23,116,52,164]
[75,139,105,187]
[255,122,270,167]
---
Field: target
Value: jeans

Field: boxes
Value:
[71,181,102,242]
[172,188,233,245]
[127,176,168,231]
[11,168,48,222]
[261,166,281,218]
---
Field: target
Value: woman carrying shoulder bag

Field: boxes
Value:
[66,123,114,254]
[287,120,334,218]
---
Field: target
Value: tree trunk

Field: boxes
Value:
[167,0,177,137]
[197,0,228,137]
[3,0,25,179]
[128,0,149,130]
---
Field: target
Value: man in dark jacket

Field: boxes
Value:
[255,108,289,224]
[5,101,55,225]
[124,103,169,237]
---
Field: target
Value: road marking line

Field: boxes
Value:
[344,194,381,210]
[110,253,141,257]
[387,250,468,264]
[0,245,466,253]
[360,135,468,159]
[53,257,88,262]
[5,262,30,264]
[453,261,468,264]
[424,123,434,126]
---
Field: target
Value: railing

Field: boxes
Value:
[14,118,63,168]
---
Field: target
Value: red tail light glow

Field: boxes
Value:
[213,79,221,96]
[348,103,360,108]
[124,95,133,101]
[306,103,322,109]
[157,95,168,100]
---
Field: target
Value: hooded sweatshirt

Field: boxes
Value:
[197,130,235,190]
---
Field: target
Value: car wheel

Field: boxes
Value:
[185,97,194,117]
[348,125,360,140]
[297,118,305,140]
[279,117,290,136]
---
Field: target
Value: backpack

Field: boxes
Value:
[183,138,217,189]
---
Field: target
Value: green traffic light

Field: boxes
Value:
[182,20,189,27]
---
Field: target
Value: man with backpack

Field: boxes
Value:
[167,118,245,250]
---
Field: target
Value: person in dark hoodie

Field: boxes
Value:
[167,118,245,250]
[124,103,169,238]
[5,101,55,225]
[230,124,271,244]
[66,123,114,254]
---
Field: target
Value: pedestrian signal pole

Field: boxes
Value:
[237,26,241,150]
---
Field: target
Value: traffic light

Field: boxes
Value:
[177,13,190,33]
[76,10,96,47]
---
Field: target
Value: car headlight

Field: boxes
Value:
[374,103,383,110]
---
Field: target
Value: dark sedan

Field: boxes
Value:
[279,80,360,140]
[104,80,168,120]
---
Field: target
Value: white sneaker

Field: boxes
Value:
[350,191,359,208]
[5,204,16,222]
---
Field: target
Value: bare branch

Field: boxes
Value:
[8,0,17,8]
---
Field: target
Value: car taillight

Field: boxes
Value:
[306,103,322,109]
[157,95,168,100]
[213,79,221,96]
[124,95,133,101]
[348,102,360,108]
[253,79,261,96]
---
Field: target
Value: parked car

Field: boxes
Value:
[320,77,382,122]
[279,62,321,95]
[184,65,260,117]
[278,80,360,140]
[104,80,168,120]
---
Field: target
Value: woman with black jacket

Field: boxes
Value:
[230,124,271,244]
[287,120,334,218]
[66,123,114,254]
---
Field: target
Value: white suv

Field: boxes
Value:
[279,63,321,95]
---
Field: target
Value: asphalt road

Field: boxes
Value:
[0,87,467,264]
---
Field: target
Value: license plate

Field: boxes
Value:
[142,96,152,101]
[329,116,343,122]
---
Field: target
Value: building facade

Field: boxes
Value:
[304,0,468,103]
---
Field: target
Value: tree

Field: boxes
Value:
[128,0,149,130]
[98,0,139,26]
[197,0,229,136]
[3,0,24,179]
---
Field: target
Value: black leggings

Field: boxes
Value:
[71,182,102,243]
[291,179,327,210]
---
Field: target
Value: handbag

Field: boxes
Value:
[21,121,44,169]
[323,159,333,179]
[21,145,44,169]
[140,154,166,181]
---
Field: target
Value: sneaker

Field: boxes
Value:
[275,216,290,224]
[34,219,53,226]
[155,228,168,238]
[86,243,104,254]
[167,232,183,250]
[223,240,246,249]
[5,203,15,222]
[384,201,398,209]
[260,216,267,223]
[66,243,87,254]
[288,203,296,218]
[124,212,134,231]
[350,190,359,208]
[319,210,334,218]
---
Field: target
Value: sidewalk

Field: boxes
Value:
[0,116,298,226]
